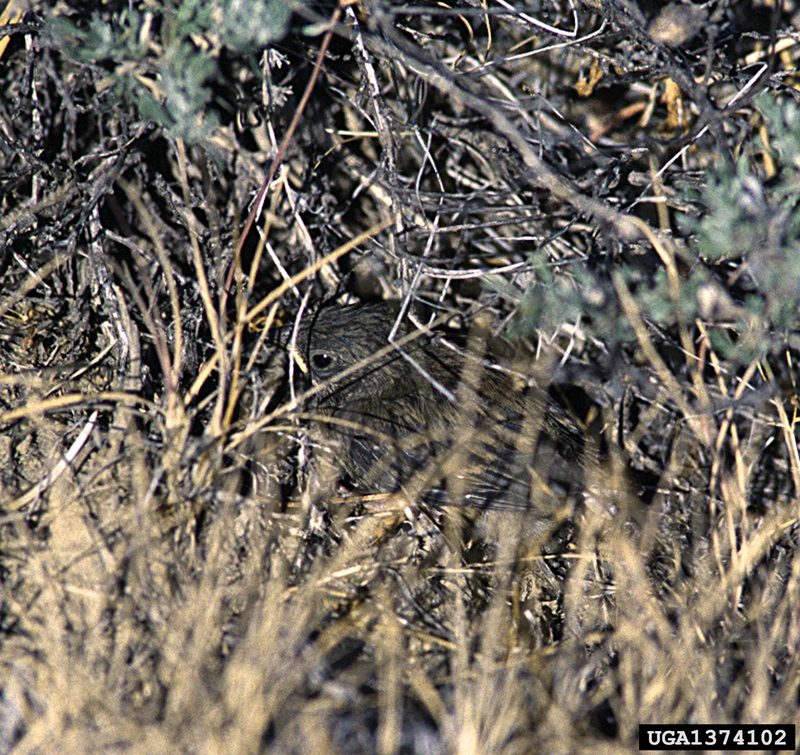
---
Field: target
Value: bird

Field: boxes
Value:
[284,301,592,521]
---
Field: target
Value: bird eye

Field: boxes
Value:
[310,351,335,372]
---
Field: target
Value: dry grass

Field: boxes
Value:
[2,1,800,752]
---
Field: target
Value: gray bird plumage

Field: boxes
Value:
[288,302,591,514]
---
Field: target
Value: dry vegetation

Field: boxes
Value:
[2,0,800,752]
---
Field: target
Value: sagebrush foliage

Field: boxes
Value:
[48,0,290,142]
[2,1,800,752]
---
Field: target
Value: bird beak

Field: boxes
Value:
[270,322,310,375]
